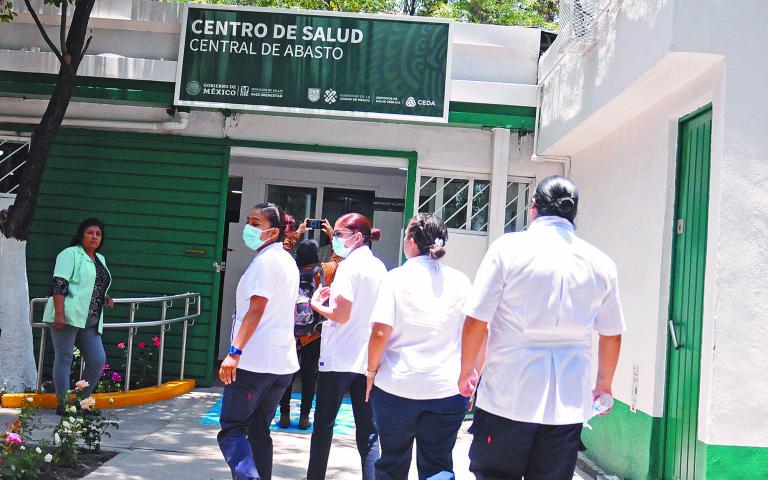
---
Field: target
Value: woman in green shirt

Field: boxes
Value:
[43,218,113,413]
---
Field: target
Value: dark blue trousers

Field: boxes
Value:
[217,369,292,480]
[370,387,468,480]
[306,371,380,480]
[468,409,582,480]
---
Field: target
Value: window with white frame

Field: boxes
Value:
[418,174,490,233]
[505,178,534,233]
[417,173,533,234]
[0,138,30,195]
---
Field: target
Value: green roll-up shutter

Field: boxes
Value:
[27,129,229,387]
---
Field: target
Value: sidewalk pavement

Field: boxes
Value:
[1,389,588,480]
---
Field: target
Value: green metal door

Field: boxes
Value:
[663,105,712,479]
[27,129,230,387]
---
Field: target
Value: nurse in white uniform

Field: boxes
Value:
[366,213,472,480]
[217,203,300,480]
[460,176,625,480]
[307,213,387,480]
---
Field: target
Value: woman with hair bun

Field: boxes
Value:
[217,202,300,480]
[306,213,387,480]
[365,213,473,480]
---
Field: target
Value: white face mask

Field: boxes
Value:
[242,224,267,251]
[332,235,353,258]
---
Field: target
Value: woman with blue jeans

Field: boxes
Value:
[366,214,474,480]
[43,218,113,414]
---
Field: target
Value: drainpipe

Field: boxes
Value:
[0,111,190,132]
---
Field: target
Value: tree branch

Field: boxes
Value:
[80,33,92,58]
[24,0,64,63]
[60,0,68,59]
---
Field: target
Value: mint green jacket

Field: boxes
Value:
[42,246,112,334]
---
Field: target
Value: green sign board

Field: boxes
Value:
[175,5,452,122]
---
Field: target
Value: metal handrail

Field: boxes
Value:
[29,292,202,393]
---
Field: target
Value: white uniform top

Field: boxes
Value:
[319,245,387,374]
[233,242,300,375]
[371,255,471,400]
[464,216,625,425]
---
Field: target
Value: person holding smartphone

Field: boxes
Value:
[306,213,387,480]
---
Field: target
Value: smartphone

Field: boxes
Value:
[306,219,323,229]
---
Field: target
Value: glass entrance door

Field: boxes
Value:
[320,187,375,248]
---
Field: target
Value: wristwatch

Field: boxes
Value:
[228,345,243,356]
[365,370,378,378]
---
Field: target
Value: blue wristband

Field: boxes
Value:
[228,345,243,356]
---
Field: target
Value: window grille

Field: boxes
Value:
[505,179,534,233]
[552,0,600,55]
[0,139,30,195]
[419,175,490,233]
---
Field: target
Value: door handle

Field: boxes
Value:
[668,320,683,350]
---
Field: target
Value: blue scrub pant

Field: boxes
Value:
[217,369,292,480]
[468,408,583,480]
[306,371,379,480]
[370,387,467,480]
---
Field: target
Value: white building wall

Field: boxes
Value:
[575,64,724,418]
[538,0,768,447]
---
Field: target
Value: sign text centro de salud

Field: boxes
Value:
[174,5,452,122]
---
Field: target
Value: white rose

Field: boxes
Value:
[44,453,53,463]
[25,397,34,403]
[67,406,77,414]
[62,421,70,429]
[75,380,89,390]
[54,433,61,445]
[80,397,97,411]
[20,446,25,451]
[35,447,42,454]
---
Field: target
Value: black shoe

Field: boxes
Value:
[298,415,311,430]
[279,413,290,428]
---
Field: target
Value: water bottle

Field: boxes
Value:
[592,392,614,416]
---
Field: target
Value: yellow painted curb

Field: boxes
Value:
[1,379,196,409]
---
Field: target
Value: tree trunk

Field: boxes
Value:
[0,235,36,392]
[0,0,95,393]
[2,0,95,241]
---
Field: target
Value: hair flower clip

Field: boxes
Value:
[434,238,445,247]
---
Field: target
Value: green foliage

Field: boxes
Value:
[0,446,45,480]
[163,0,559,27]
[0,1,16,23]
[162,0,397,15]
[429,0,559,28]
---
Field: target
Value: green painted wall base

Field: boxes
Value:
[699,443,768,479]
[582,400,768,479]
[581,400,664,480]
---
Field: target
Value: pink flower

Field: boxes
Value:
[117,342,125,349]
[6,432,22,445]
[103,364,111,371]
[152,337,161,348]
[137,341,145,349]
[111,372,122,383]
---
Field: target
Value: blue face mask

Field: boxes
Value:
[243,224,267,251]
[332,235,352,258]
